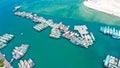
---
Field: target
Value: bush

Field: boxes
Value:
[0,59,4,67]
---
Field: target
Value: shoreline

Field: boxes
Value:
[0,53,13,68]
[83,0,120,18]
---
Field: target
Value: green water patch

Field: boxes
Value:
[21,0,120,26]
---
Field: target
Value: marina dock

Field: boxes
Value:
[33,23,49,32]
[18,58,35,68]
[50,28,61,39]
[103,55,120,68]
[14,11,95,48]
[100,26,120,39]
[74,25,95,48]
[0,33,14,49]
[10,44,29,63]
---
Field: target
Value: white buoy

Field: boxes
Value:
[20,33,23,35]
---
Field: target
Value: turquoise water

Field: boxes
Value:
[21,0,120,26]
[0,0,120,68]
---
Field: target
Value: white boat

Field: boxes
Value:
[18,59,35,68]
[12,44,29,60]
[100,27,103,32]
[0,33,14,49]
[104,27,107,34]
[119,30,120,36]
[28,59,35,67]
[90,32,95,41]
[106,26,110,34]
[112,28,116,35]
[104,55,120,68]
[109,28,113,35]
[13,5,21,12]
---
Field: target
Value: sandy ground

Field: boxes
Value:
[84,0,120,17]
[0,53,13,68]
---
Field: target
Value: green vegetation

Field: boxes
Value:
[0,59,4,67]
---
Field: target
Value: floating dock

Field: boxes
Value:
[100,26,120,39]
[11,44,29,63]
[18,58,35,68]
[0,33,14,49]
[14,11,95,48]
[50,28,61,39]
[104,55,120,68]
[33,23,49,31]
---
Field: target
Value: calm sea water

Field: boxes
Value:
[0,0,120,68]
